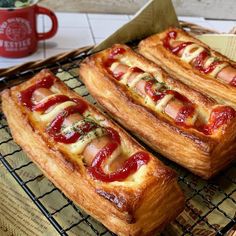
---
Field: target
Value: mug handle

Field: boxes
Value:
[36,6,58,41]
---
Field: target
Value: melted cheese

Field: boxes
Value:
[144,95,156,107]
[178,42,229,78]
[204,57,215,68]
[120,57,132,66]
[196,107,210,124]
[39,101,76,122]
[156,94,174,112]
[69,127,105,154]
[181,44,205,63]
[110,62,120,72]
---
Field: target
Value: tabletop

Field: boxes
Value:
[0,13,235,69]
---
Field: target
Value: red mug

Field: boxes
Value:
[0,1,58,58]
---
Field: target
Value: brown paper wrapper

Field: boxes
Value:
[0,0,235,235]
[92,0,179,52]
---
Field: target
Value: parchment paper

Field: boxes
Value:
[197,34,236,61]
[92,0,179,52]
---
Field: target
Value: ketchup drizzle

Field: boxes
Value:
[109,47,126,59]
[175,105,195,127]
[19,75,54,110]
[163,31,224,75]
[106,127,121,145]
[230,76,236,87]
[166,90,191,104]
[163,31,193,56]
[108,57,236,134]
[145,80,165,102]
[20,74,150,182]
[198,106,236,135]
[88,148,149,182]
[192,51,223,74]
[163,31,177,50]
[88,126,149,182]
[113,71,125,80]
[172,42,193,55]
[130,67,144,73]
[47,103,89,143]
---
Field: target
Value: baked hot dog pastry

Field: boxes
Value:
[1,69,184,236]
[138,27,236,108]
[79,44,236,179]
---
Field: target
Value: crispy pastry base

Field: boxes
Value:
[138,27,236,109]
[1,69,184,236]
[79,44,236,179]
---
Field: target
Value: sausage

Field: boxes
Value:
[112,63,129,79]
[62,112,99,166]
[110,62,198,123]
[63,113,83,127]
[110,63,147,96]
[64,108,124,172]
[135,79,147,97]
[217,66,236,84]
[32,87,124,171]
[164,98,183,120]
[127,71,141,83]
[170,41,236,86]
[83,136,112,166]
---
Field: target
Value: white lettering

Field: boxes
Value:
[2,38,31,51]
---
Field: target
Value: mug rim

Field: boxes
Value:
[0,0,39,10]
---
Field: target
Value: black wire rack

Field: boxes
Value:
[0,50,235,236]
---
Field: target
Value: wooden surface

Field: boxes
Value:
[39,0,236,20]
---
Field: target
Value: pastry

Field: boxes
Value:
[79,44,236,179]
[138,27,236,108]
[1,69,184,236]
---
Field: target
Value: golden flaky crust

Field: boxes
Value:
[138,27,236,108]
[79,44,236,179]
[1,69,184,236]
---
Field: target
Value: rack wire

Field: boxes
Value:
[0,50,235,236]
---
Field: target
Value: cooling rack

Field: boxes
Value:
[0,46,235,236]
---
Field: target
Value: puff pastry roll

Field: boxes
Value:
[1,69,184,236]
[138,27,236,108]
[79,44,236,179]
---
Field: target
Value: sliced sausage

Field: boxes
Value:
[83,135,111,166]
[164,98,183,120]
[135,79,147,97]
[111,63,129,80]
[217,66,236,84]
[127,71,141,84]
[83,133,126,173]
